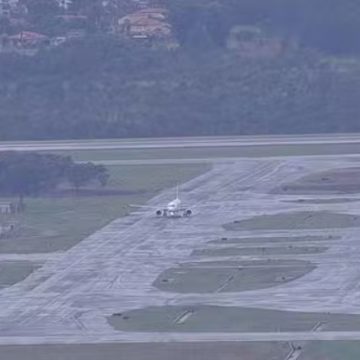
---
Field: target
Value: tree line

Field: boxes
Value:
[1,38,360,140]
[0,152,109,203]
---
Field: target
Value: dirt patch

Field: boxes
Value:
[224,211,360,231]
[209,235,339,245]
[274,167,360,195]
[153,260,315,293]
[108,305,360,333]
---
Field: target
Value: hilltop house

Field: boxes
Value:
[7,31,49,48]
[118,8,172,40]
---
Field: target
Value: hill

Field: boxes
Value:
[0,0,360,139]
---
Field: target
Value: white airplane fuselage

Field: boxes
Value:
[157,197,192,218]
[131,187,192,218]
[167,198,181,211]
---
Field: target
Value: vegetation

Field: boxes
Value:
[0,163,210,253]
[1,1,360,139]
[169,0,360,54]
[0,152,109,202]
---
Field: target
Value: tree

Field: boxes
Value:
[0,152,110,203]
[66,162,109,191]
[0,152,71,204]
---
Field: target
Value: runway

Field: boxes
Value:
[2,133,360,151]
[2,138,360,345]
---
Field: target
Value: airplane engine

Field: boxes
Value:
[184,209,192,217]
[156,210,163,216]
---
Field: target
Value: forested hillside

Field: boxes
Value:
[1,0,360,140]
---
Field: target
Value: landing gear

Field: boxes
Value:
[156,209,192,218]
[184,209,192,217]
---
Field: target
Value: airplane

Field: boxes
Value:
[130,186,192,218]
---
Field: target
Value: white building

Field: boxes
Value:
[0,202,14,214]
[57,0,72,10]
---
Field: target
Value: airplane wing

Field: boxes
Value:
[129,204,161,210]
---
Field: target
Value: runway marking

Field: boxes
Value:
[173,310,194,325]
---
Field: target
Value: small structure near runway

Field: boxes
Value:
[0,202,21,238]
[0,202,16,214]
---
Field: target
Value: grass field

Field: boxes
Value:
[51,142,360,162]
[108,305,360,333]
[192,246,327,257]
[0,342,289,360]
[0,163,210,254]
[300,342,360,360]
[224,211,360,231]
[1,341,360,360]
[153,260,315,293]
[275,167,360,195]
[0,261,38,289]
[209,235,338,245]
